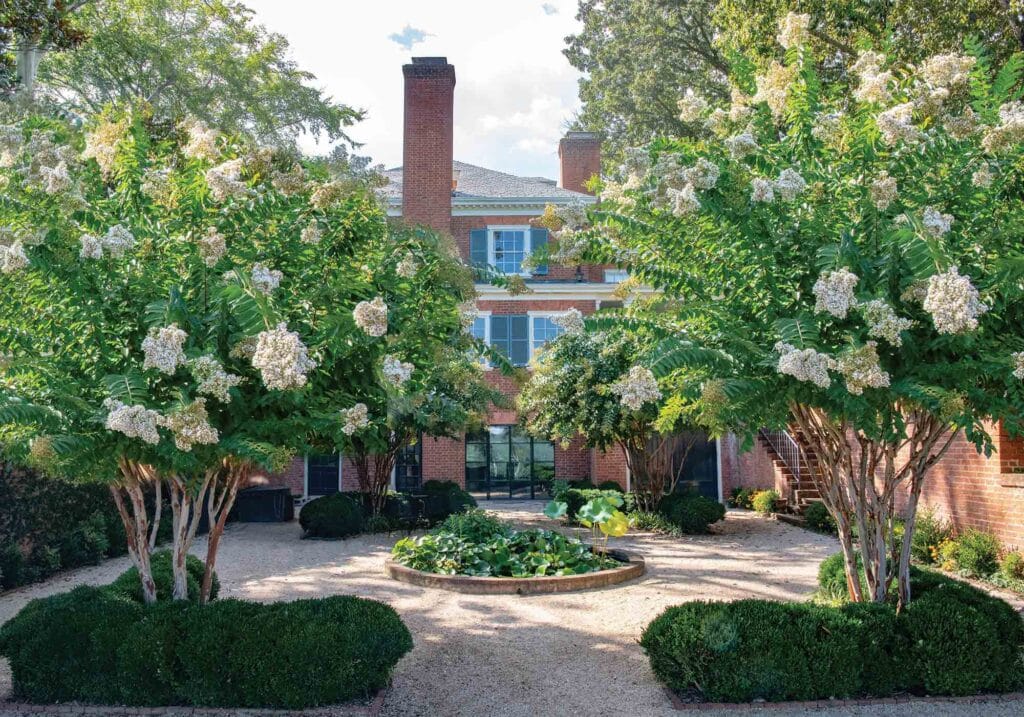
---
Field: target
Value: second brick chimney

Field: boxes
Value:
[558,132,601,195]
[402,57,456,232]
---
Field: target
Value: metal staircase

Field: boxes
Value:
[757,428,822,510]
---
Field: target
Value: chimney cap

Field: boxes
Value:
[403,56,455,81]
[411,56,449,66]
[562,131,601,141]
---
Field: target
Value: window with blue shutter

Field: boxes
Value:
[490,315,529,366]
[529,228,549,275]
[469,229,488,267]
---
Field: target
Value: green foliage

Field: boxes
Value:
[728,487,755,509]
[0,587,412,708]
[950,528,1002,578]
[34,0,361,145]
[107,549,218,603]
[1001,551,1024,581]
[657,490,726,534]
[392,527,622,578]
[552,486,635,522]
[911,510,953,564]
[431,509,510,544]
[641,571,1024,701]
[629,510,684,536]
[750,489,780,515]
[298,493,364,539]
[597,480,624,492]
[421,480,477,521]
[818,551,867,602]
[803,501,835,533]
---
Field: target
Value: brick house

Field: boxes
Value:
[252,56,723,503]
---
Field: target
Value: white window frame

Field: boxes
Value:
[470,310,492,370]
[487,225,533,277]
[527,310,570,363]
[604,268,630,283]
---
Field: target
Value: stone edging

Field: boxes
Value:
[664,688,1024,711]
[385,548,645,594]
[0,687,388,717]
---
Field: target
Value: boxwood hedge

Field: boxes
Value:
[641,561,1024,702]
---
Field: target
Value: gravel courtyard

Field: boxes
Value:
[1,504,1021,717]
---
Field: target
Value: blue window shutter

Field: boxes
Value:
[510,315,529,366]
[530,228,549,275]
[490,315,509,359]
[470,229,488,266]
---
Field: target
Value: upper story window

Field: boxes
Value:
[471,312,569,368]
[604,269,630,283]
[531,315,565,356]
[470,226,549,277]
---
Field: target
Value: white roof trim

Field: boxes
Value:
[475,282,652,302]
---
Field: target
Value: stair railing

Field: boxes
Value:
[759,428,801,483]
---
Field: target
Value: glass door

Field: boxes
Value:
[394,435,422,493]
[465,426,555,498]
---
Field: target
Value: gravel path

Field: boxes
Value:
[1,504,1021,717]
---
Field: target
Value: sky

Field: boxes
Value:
[243,0,585,179]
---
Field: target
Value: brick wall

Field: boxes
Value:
[559,132,601,195]
[421,435,465,485]
[402,57,455,233]
[247,456,305,496]
[592,445,629,489]
[721,433,793,499]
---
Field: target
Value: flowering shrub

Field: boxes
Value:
[574,18,1024,606]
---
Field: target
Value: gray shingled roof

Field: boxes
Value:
[382,161,592,203]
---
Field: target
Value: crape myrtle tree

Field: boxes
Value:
[319,228,502,516]
[518,308,740,512]
[0,107,388,603]
[573,15,1024,607]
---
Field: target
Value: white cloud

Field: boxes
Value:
[242,0,582,179]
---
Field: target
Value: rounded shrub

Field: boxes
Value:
[1000,551,1024,581]
[432,509,510,543]
[751,489,780,515]
[0,589,412,709]
[803,502,835,534]
[299,493,364,538]
[909,510,952,564]
[107,549,219,603]
[952,529,1001,578]
[597,480,624,492]
[657,491,726,534]
[422,480,477,522]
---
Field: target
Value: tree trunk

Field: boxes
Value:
[201,460,244,604]
[111,458,161,604]
[166,472,213,601]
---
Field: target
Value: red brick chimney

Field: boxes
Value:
[558,132,601,195]
[402,57,456,232]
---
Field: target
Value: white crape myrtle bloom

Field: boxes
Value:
[382,355,414,387]
[396,252,419,278]
[750,178,775,203]
[859,299,914,346]
[79,234,103,260]
[0,242,29,273]
[142,323,188,375]
[921,206,953,237]
[190,355,241,402]
[776,12,810,49]
[919,53,976,89]
[670,184,701,216]
[610,366,662,411]
[813,268,859,318]
[774,168,807,201]
[458,300,479,330]
[774,342,836,388]
[914,87,950,117]
[836,342,890,395]
[300,221,322,245]
[869,172,898,210]
[1013,352,1024,380]
[728,88,753,123]
[81,119,124,177]
[205,158,247,202]
[140,167,173,204]
[972,164,995,188]
[251,262,282,295]
[683,158,720,190]
[309,180,346,210]
[854,70,894,105]
[677,89,708,122]
[164,398,219,452]
[982,101,1024,153]
[752,61,794,118]
[725,131,759,160]
[39,162,72,195]
[705,108,730,135]
[182,119,219,161]
[353,297,388,337]
[340,403,369,435]
[0,125,22,168]
[876,103,921,145]
[103,224,135,258]
[811,112,844,145]
[197,227,227,266]
[943,107,980,140]
[923,266,988,334]
[103,398,164,444]
[851,50,885,77]
[552,308,585,335]
[251,322,317,390]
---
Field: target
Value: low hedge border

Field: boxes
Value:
[662,688,1024,711]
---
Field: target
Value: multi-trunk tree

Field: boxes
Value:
[0,107,389,602]
[572,15,1024,607]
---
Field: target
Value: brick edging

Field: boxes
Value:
[1,687,389,717]
[664,687,1024,711]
